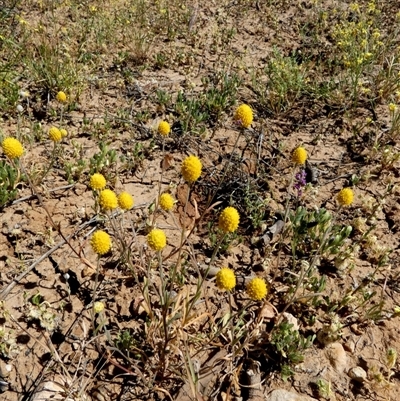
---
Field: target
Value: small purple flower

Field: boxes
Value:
[294,169,307,197]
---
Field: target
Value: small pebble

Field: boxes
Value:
[348,366,367,383]
[93,390,106,401]
[283,312,299,331]
[268,389,318,401]
[350,324,363,335]
[326,343,347,373]
[0,363,11,378]
[343,338,356,353]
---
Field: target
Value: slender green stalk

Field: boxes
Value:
[164,127,245,262]
[91,257,101,329]
[271,166,297,285]
[152,136,166,226]
[41,141,59,181]
[277,207,341,323]
[59,104,64,126]
[175,181,192,269]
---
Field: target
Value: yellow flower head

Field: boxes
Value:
[118,191,134,210]
[292,146,307,165]
[218,206,240,233]
[93,301,105,313]
[1,137,24,159]
[90,173,106,190]
[158,120,171,137]
[56,91,67,103]
[19,90,30,99]
[49,127,62,142]
[389,103,398,113]
[159,193,174,211]
[234,104,253,128]
[181,155,202,183]
[99,189,118,210]
[246,277,268,300]
[147,229,167,251]
[337,187,354,206]
[216,267,236,291]
[60,128,68,138]
[91,230,112,255]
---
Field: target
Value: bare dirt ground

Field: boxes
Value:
[1,1,400,400]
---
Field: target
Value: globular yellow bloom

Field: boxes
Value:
[246,277,268,301]
[60,128,68,138]
[93,301,105,313]
[1,137,24,159]
[234,104,253,128]
[56,91,67,103]
[389,103,398,113]
[147,229,167,251]
[19,90,30,99]
[181,155,202,183]
[99,189,118,210]
[218,206,240,233]
[49,127,62,142]
[90,173,106,190]
[337,187,354,206]
[91,230,111,255]
[216,267,236,291]
[292,146,307,165]
[118,191,134,210]
[159,193,174,211]
[158,120,171,137]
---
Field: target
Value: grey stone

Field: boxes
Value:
[0,362,11,379]
[348,366,367,382]
[282,312,299,331]
[267,389,318,401]
[325,342,348,373]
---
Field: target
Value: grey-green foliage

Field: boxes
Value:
[270,322,315,380]
[173,71,241,134]
[89,142,118,178]
[290,206,352,257]
[252,48,306,114]
[0,161,20,207]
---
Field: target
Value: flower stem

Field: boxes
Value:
[152,137,166,226]
[41,142,58,182]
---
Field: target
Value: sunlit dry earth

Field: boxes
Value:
[1,1,400,400]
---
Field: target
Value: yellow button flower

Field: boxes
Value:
[159,193,174,211]
[118,191,134,210]
[91,230,111,255]
[234,104,253,128]
[19,90,30,99]
[49,127,62,142]
[215,267,236,291]
[337,187,354,206]
[218,206,240,233]
[181,155,202,183]
[1,137,24,159]
[292,146,307,165]
[56,91,67,103]
[93,301,105,313]
[90,173,106,190]
[99,189,118,210]
[246,277,268,300]
[147,229,167,251]
[158,120,171,137]
[60,128,68,138]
